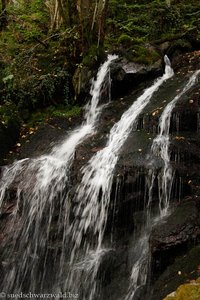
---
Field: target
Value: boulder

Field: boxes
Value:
[110,58,162,98]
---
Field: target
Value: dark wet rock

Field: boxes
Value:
[98,246,130,300]
[19,124,66,159]
[150,245,200,300]
[110,57,162,98]
[15,116,82,160]
[172,50,200,71]
[186,27,200,50]
[150,198,200,280]
[0,119,20,165]
[0,260,4,279]
[166,39,193,67]
[151,199,200,253]
[1,50,200,299]
[71,56,200,242]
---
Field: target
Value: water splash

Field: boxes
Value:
[66,57,174,299]
[0,54,118,293]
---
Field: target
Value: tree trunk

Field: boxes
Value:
[96,0,109,47]
[76,0,109,53]
[46,0,72,30]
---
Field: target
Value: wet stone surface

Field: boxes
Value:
[1,51,200,299]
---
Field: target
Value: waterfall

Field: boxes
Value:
[0,54,117,294]
[66,56,174,299]
[124,69,200,300]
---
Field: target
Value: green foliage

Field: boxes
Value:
[5,0,49,43]
[2,74,14,84]
[106,0,151,48]
[82,44,105,67]
[0,0,200,134]
[0,65,71,123]
[106,0,200,52]
[0,101,21,126]
[0,30,20,56]
[27,105,82,128]
[14,70,71,114]
[150,4,183,38]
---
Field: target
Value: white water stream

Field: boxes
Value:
[0,54,117,293]
[151,69,200,216]
[66,56,174,299]
[124,69,200,300]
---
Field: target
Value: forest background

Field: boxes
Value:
[0,0,200,157]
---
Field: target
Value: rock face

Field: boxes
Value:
[150,198,200,276]
[18,117,78,159]
[69,51,200,299]
[1,51,200,299]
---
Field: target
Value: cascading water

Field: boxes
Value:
[65,56,174,299]
[0,54,117,294]
[124,68,200,300]
[151,68,200,216]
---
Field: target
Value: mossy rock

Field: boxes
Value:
[118,34,144,47]
[129,45,160,65]
[118,34,133,46]
[164,278,200,300]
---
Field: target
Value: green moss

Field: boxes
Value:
[164,278,200,300]
[118,34,132,45]
[26,105,82,128]
[51,106,81,118]
[131,45,160,65]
